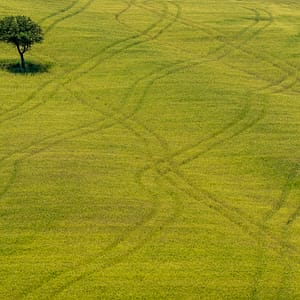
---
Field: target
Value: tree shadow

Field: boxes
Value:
[0,59,51,74]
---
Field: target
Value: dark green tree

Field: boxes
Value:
[0,16,43,70]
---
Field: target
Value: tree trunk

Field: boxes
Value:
[16,44,25,71]
[19,52,25,70]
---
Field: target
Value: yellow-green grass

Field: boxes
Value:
[0,0,300,299]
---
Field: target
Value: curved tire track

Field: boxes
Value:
[19,2,185,298]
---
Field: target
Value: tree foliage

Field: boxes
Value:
[0,15,43,70]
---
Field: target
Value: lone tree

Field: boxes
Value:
[0,15,43,70]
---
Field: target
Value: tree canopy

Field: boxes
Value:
[0,15,43,70]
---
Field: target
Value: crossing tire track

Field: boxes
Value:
[42,61,193,298]
[131,1,300,264]
[43,0,95,35]
[102,0,300,282]
[0,0,175,200]
[39,0,79,24]
[0,0,163,128]
[135,5,298,253]
[208,8,299,95]
[0,0,167,127]
[251,165,300,299]
[143,3,299,95]
[0,0,97,126]
[21,63,186,300]
[69,68,298,300]
[81,1,300,288]
[0,0,95,126]
[0,1,176,203]
[19,2,184,298]
[137,2,264,59]
[0,0,168,196]
[12,65,172,299]
[276,173,300,300]
[3,1,299,298]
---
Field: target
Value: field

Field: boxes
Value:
[0,0,300,299]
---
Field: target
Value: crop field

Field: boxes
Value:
[0,0,300,299]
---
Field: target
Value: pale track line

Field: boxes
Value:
[115,2,272,174]
[115,0,224,59]
[137,2,265,59]
[196,8,299,95]
[211,8,298,94]
[117,0,293,96]
[116,2,277,76]
[135,0,266,217]
[147,3,299,95]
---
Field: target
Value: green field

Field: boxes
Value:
[0,0,300,299]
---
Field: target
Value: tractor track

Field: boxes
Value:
[141,2,299,96]
[8,5,270,296]
[18,1,187,298]
[39,0,79,24]
[251,164,300,299]
[1,1,299,298]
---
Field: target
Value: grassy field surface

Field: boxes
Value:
[0,0,300,299]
